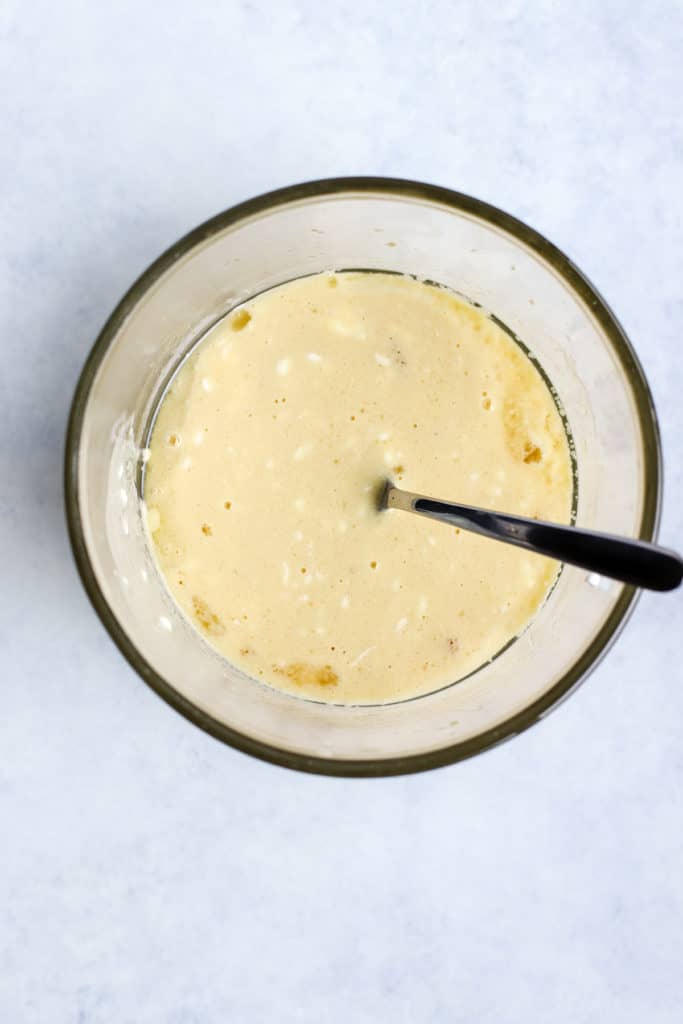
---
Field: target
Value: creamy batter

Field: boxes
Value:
[144,272,573,703]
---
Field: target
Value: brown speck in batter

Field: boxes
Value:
[273,662,339,687]
[231,309,251,331]
[201,523,212,536]
[192,595,225,636]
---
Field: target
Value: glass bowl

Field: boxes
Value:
[64,177,661,776]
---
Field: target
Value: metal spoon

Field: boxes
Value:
[378,480,683,593]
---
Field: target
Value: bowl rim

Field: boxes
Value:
[64,176,662,777]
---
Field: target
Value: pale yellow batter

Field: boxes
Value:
[145,272,573,704]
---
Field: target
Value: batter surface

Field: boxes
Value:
[145,272,573,703]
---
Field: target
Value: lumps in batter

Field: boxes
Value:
[145,272,573,704]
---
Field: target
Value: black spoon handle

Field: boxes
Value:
[386,485,683,593]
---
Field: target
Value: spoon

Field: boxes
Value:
[378,480,683,593]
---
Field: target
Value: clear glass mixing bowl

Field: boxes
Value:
[64,178,661,775]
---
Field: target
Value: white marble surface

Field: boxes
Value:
[2,1,682,1020]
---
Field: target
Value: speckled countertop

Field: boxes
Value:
[2,2,682,1020]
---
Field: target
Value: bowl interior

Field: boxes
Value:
[65,180,660,775]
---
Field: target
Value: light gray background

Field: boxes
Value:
[2,2,682,1021]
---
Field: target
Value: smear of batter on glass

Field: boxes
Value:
[145,271,573,704]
